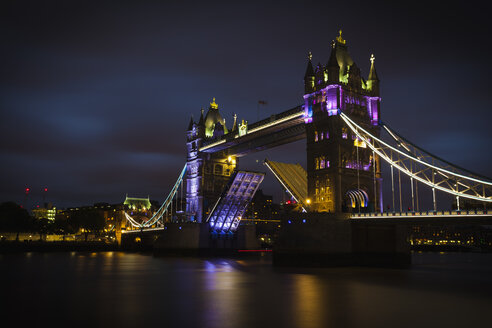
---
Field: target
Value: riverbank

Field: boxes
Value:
[0,240,119,253]
[2,240,492,255]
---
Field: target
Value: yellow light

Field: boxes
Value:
[306,198,311,204]
[228,156,232,163]
[354,138,367,148]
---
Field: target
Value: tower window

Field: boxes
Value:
[314,131,318,142]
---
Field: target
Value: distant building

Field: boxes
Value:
[244,189,279,220]
[410,224,492,250]
[123,195,152,211]
[32,203,57,221]
[63,202,125,230]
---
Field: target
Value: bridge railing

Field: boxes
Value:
[351,209,490,218]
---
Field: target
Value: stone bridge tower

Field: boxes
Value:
[185,98,237,222]
[304,31,383,213]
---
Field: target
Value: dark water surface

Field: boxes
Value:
[2,251,492,328]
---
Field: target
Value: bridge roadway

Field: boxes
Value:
[122,210,492,235]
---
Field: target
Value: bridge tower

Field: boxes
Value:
[185,98,237,222]
[304,31,383,213]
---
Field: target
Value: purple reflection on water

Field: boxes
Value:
[3,252,492,328]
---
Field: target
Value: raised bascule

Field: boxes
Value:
[122,31,492,265]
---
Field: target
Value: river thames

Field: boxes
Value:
[2,251,492,327]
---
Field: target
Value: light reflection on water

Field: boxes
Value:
[2,252,492,328]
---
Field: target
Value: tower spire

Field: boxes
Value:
[336,29,346,44]
[231,113,238,132]
[304,51,315,93]
[198,108,204,126]
[368,54,379,81]
[326,41,340,83]
[187,115,194,130]
[210,97,218,109]
[304,51,314,78]
[367,54,380,95]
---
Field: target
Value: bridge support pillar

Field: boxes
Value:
[273,213,410,267]
[153,223,259,255]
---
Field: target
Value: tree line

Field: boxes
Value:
[0,202,107,241]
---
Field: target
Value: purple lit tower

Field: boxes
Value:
[185,98,237,222]
[304,30,383,213]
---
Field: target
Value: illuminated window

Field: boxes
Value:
[320,132,324,140]
[315,158,320,170]
[326,160,330,168]
[326,131,329,139]
[342,128,348,139]
[320,156,325,169]
[314,131,318,142]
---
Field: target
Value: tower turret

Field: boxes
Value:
[204,98,228,138]
[187,115,194,131]
[231,113,238,132]
[315,62,324,87]
[304,52,315,93]
[326,41,340,83]
[367,54,380,96]
[198,108,205,126]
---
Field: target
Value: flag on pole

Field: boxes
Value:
[258,100,267,105]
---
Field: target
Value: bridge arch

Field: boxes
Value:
[343,189,369,213]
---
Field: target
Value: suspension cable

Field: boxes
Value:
[340,112,492,203]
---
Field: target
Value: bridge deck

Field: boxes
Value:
[207,170,265,232]
[264,159,308,208]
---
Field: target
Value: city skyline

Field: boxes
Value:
[2,0,491,208]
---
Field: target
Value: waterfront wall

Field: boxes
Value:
[274,213,411,267]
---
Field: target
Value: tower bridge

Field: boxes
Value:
[122,31,492,265]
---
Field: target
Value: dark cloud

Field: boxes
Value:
[1,0,491,208]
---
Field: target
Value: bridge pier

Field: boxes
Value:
[152,222,259,255]
[273,213,410,267]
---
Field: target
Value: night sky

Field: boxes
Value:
[1,0,491,209]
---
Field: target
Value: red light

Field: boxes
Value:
[44,188,48,192]
[286,200,291,204]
